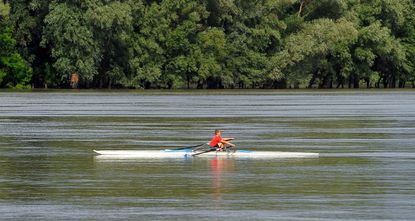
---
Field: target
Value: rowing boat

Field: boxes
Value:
[93,149,319,159]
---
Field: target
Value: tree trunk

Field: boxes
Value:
[197,80,203,89]
[308,74,316,88]
[376,78,381,88]
[353,77,359,88]
[390,75,395,88]
[336,76,344,88]
[99,76,103,89]
[298,1,304,17]
[319,76,326,88]
[293,81,299,89]
[399,79,405,88]
[298,0,307,17]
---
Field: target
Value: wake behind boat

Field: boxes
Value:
[93,146,319,159]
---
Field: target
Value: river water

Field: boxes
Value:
[0,90,414,220]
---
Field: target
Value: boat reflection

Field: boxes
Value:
[210,158,235,201]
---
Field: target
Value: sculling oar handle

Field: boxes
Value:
[190,148,216,157]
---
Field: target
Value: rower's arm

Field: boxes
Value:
[220,139,236,147]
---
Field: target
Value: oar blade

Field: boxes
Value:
[192,148,216,156]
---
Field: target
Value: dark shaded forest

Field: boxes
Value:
[1,0,414,89]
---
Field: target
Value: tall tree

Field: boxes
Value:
[126,0,210,89]
[273,18,358,88]
[42,1,101,87]
[8,0,51,88]
[0,1,32,88]
[85,0,133,88]
[208,0,285,88]
[349,0,411,88]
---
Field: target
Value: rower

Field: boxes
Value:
[209,129,236,151]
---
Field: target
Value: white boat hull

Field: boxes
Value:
[93,150,319,159]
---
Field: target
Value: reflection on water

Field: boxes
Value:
[209,158,235,202]
[1,91,415,220]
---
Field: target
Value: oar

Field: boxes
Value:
[168,143,206,151]
[192,148,216,156]
[225,145,236,153]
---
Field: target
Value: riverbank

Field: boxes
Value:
[1,88,415,94]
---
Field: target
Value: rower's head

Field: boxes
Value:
[215,129,221,135]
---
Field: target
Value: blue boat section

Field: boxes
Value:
[163,149,252,153]
[236,149,252,153]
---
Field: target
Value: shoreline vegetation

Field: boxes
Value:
[1,1,414,90]
[1,88,414,94]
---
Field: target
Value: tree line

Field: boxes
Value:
[1,0,414,89]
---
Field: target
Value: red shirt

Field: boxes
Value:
[209,134,222,147]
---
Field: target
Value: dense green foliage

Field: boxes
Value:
[0,1,31,88]
[2,0,415,89]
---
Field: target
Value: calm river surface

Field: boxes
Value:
[0,90,414,220]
